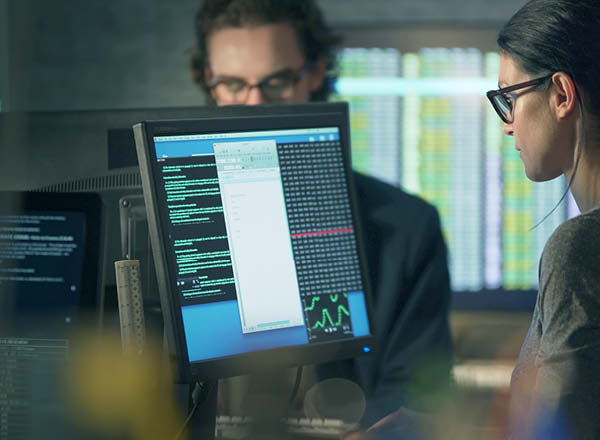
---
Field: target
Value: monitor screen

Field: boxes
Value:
[0,192,102,329]
[135,102,376,382]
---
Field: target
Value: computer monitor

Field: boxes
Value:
[134,102,376,383]
[0,191,103,439]
[0,191,103,326]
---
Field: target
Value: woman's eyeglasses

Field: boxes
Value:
[487,74,553,124]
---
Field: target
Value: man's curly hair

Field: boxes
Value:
[191,0,342,102]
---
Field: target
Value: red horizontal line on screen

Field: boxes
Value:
[290,228,354,238]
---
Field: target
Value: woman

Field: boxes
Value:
[487,1,600,438]
[348,1,600,438]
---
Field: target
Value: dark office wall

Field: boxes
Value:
[8,0,202,111]
[0,0,8,111]
[320,0,526,25]
[4,0,527,112]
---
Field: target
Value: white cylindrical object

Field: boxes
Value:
[115,259,146,355]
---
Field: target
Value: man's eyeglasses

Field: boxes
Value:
[486,74,553,124]
[208,64,312,104]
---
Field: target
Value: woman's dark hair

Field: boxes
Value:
[498,0,600,118]
[191,0,342,102]
[498,0,600,223]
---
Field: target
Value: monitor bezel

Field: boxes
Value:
[134,102,377,383]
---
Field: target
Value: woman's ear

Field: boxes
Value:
[551,72,578,120]
[308,56,328,92]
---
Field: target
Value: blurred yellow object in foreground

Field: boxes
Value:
[66,331,184,440]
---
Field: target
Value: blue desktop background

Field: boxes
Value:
[182,290,370,362]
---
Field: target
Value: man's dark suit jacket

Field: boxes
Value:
[316,172,453,427]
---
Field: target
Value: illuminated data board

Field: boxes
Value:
[334,48,579,291]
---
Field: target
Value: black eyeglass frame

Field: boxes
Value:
[486,74,554,124]
[207,63,313,103]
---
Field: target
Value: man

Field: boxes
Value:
[190,0,453,427]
